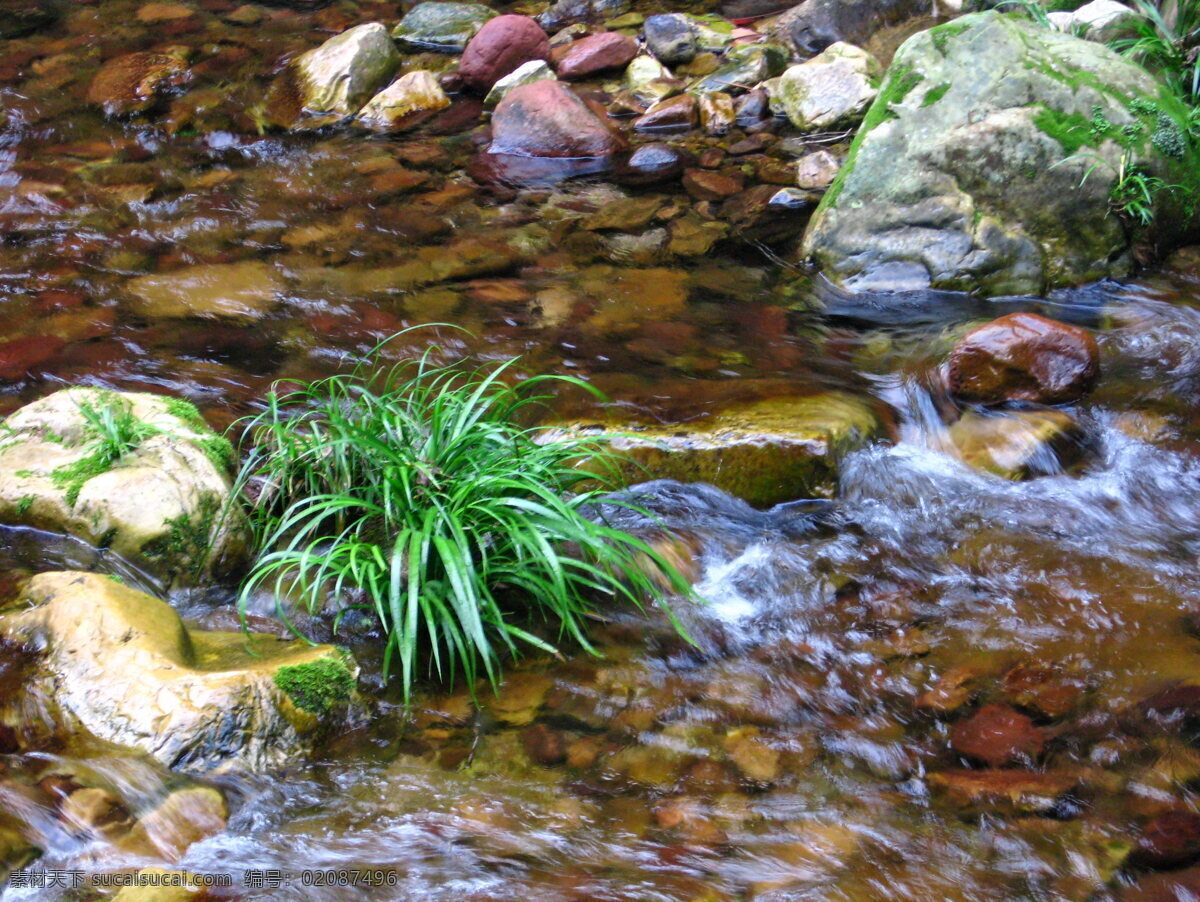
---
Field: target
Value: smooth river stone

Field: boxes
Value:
[126,261,283,321]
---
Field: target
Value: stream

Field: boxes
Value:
[6,0,1200,900]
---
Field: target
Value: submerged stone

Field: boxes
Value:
[86,48,190,117]
[0,388,248,589]
[690,43,788,95]
[126,260,283,322]
[948,409,1085,479]
[1,572,357,772]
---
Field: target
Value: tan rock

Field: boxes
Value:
[357,71,451,132]
[122,786,227,861]
[125,261,282,321]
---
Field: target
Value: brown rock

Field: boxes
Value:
[60,787,134,840]
[1129,811,1200,870]
[634,94,698,132]
[459,15,551,92]
[947,312,1100,405]
[796,149,841,189]
[521,723,567,765]
[87,49,189,117]
[555,32,638,80]
[0,724,16,755]
[915,666,984,715]
[489,80,623,158]
[928,769,1078,817]
[682,168,743,201]
[1118,866,1200,900]
[950,703,1045,767]
[1002,661,1086,720]
[0,334,65,380]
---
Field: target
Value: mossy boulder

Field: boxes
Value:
[0,387,249,590]
[1,572,358,773]
[542,391,883,506]
[802,12,1200,297]
[392,1,497,52]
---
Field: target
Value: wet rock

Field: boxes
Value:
[1002,661,1087,720]
[698,92,735,135]
[614,143,690,185]
[721,183,816,244]
[682,168,742,201]
[357,71,451,132]
[122,786,228,861]
[555,32,638,80]
[392,1,497,52]
[1128,811,1200,870]
[1118,866,1200,901]
[582,195,665,231]
[796,149,841,189]
[459,15,551,92]
[521,723,568,765]
[289,22,401,118]
[489,80,623,158]
[691,43,788,95]
[668,213,728,255]
[110,869,205,901]
[929,768,1078,816]
[0,335,65,381]
[60,787,134,840]
[950,703,1045,767]
[915,666,984,715]
[545,390,882,505]
[0,822,37,883]
[772,42,879,131]
[948,313,1101,405]
[487,672,554,725]
[644,13,698,64]
[87,49,190,117]
[127,260,282,322]
[624,54,681,106]
[735,88,770,126]
[724,727,780,783]
[948,409,1085,480]
[0,0,62,39]
[802,12,1200,295]
[0,724,16,755]
[0,388,248,588]
[1132,683,1200,739]
[634,94,698,131]
[484,60,555,108]
[1,572,357,772]
[767,0,926,56]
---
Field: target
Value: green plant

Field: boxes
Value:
[1111,0,1200,102]
[273,658,355,713]
[998,0,1053,29]
[235,335,694,702]
[1112,163,1173,223]
[52,394,158,506]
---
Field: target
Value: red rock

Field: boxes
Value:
[1002,661,1086,720]
[1118,866,1200,901]
[0,335,66,381]
[682,168,743,201]
[554,32,638,80]
[634,94,698,132]
[489,80,623,158]
[928,768,1078,816]
[950,703,1044,767]
[459,15,550,92]
[1129,811,1200,870]
[947,312,1100,405]
[521,723,567,765]
[86,49,189,116]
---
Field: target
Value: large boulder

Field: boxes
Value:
[458,14,551,92]
[0,388,248,590]
[802,12,1200,296]
[489,80,624,157]
[275,23,400,121]
[391,1,497,52]
[1,572,357,772]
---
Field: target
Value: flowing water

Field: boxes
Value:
[6,2,1200,900]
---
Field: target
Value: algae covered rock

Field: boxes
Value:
[87,48,190,117]
[126,260,283,321]
[392,1,496,52]
[772,42,880,131]
[1,572,358,772]
[802,12,1200,296]
[543,391,883,505]
[0,387,248,589]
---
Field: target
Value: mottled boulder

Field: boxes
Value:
[0,388,248,589]
[489,80,623,157]
[287,22,400,118]
[357,71,451,132]
[391,1,496,52]
[948,313,1100,404]
[772,42,879,131]
[0,572,358,772]
[802,13,1200,295]
[86,49,190,117]
[554,32,638,80]
[459,14,551,92]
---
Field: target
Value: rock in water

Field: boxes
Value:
[554,32,638,80]
[484,60,556,108]
[391,1,496,52]
[0,572,357,772]
[357,70,451,132]
[0,0,62,38]
[0,387,248,589]
[802,12,1200,296]
[87,48,190,117]
[772,42,880,131]
[458,14,551,92]
[489,80,624,157]
[948,312,1100,404]
[288,22,400,119]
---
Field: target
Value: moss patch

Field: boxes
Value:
[921,82,952,107]
[51,449,116,507]
[274,658,355,714]
[930,21,971,55]
[1032,105,1094,155]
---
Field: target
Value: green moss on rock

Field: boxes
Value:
[274,658,356,714]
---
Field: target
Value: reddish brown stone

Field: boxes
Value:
[928,768,1078,816]
[1002,661,1086,720]
[947,312,1100,405]
[1129,811,1200,870]
[682,168,743,201]
[554,32,638,80]
[86,49,189,116]
[914,666,984,715]
[0,335,65,381]
[634,94,698,132]
[950,703,1045,767]
[459,15,550,92]
[521,723,567,765]
[489,80,623,158]
[1119,866,1200,901]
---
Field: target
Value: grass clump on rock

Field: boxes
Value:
[235,337,693,701]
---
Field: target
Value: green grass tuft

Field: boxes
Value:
[273,658,355,714]
[235,333,695,703]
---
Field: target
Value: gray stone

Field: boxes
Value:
[772,42,879,131]
[769,0,927,57]
[644,13,698,64]
[392,2,496,52]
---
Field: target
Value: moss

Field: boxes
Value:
[163,397,207,430]
[14,495,33,516]
[142,494,221,579]
[929,21,972,55]
[921,83,952,107]
[50,450,114,507]
[273,658,355,714]
[1152,111,1187,158]
[1032,105,1094,155]
[196,434,236,473]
